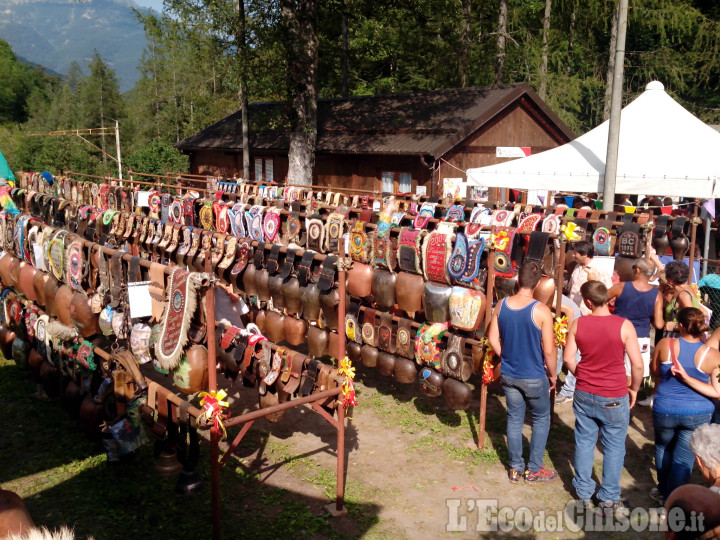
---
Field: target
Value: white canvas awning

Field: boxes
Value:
[466,81,720,198]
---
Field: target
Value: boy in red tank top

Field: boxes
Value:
[563,281,644,516]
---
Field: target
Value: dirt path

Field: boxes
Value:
[219,367,669,539]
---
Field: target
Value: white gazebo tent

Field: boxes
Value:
[466,81,720,199]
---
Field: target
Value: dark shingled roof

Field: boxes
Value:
[176,83,574,159]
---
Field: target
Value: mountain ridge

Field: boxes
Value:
[0,0,152,91]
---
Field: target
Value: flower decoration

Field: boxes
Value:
[554,315,568,347]
[198,389,230,440]
[338,356,357,409]
[491,230,510,251]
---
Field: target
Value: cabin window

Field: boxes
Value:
[380,171,413,194]
[253,157,275,182]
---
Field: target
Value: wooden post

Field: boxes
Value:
[688,204,699,283]
[551,240,567,419]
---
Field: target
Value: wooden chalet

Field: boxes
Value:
[175,83,575,198]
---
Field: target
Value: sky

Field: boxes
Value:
[133,0,164,14]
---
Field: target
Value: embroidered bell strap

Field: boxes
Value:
[460,237,485,284]
[282,212,304,246]
[230,241,251,284]
[345,302,361,344]
[593,225,612,256]
[371,221,395,272]
[123,214,135,241]
[516,213,542,233]
[361,308,377,347]
[395,318,413,359]
[187,228,202,260]
[265,244,282,275]
[183,198,195,226]
[109,251,125,307]
[441,334,466,380]
[65,238,85,291]
[218,236,238,273]
[24,304,39,341]
[317,256,338,293]
[414,323,442,369]
[161,193,171,222]
[229,204,245,238]
[377,312,395,353]
[263,208,281,242]
[306,216,324,252]
[390,212,405,226]
[247,207,265,242]
[155,269,201,370]
[444,204,466,223]
[325,212,346,254]
[167,199,182,225]
[279,247,298,279]
[541,214,561,236]
[492,226,516,278]
[422,230,451,284]
[397,227,425,274]
[349,221,370,263]
[466,206,487,240]
[447,231,469,282]
[525,231,550,263]
[200,201,215,231]
[413,202,436,229]
[47,230,67,282]
[13,215,28,260]
[618,222,641,258]
[491,208,514,227]
[148,192,161,218]
[148,262,166,323]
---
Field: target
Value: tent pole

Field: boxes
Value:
[703,216,711,277]
[602,0,629,212]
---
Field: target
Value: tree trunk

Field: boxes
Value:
[281,0,319,186]
[539,0,551,100]
[495,0,508,85]
[238,0,250,180]
[566,0,576,77]
[604,0,619,120]
[341,0,349,98]
[460,0,471,88]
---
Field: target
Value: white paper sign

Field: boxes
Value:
[128,281,152,319]
[496,146,531,158]
[137,191,150,207]
[416,186,427,196]
[32,245,45,271]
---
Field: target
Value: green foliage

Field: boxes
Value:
[125,139,189,175]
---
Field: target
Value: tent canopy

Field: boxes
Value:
[0,149,13,182]
[466,81,720,198]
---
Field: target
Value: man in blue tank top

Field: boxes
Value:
[487,261,558,484]
[608,257,663,406]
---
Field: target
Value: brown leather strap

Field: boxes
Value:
[377,311,395,353]
[396,318,413,359]
[361,308,377,346]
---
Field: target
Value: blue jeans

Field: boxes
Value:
[572,389,630,503]
[501,374,551,473]
[653,411,713,501]
[556,347,581,398]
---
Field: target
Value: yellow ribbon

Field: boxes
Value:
[338,357,357,408]
[554,315,568,347]
[491,230,510,251]
[198,389,229,440]
[560,222,582,242]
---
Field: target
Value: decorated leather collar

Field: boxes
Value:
[422,229,452,284]
[413,202,436,229]
[491,226,516,278]
[371,221,396,272]
[397,227,426,274]
[169,199,183,224]
[349,221,370,263]
[325,211,347,254]
[263,207,281,243]
[306,215,325,252]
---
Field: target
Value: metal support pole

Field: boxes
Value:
[204,254,221,540]
[478,230,496,450]
[602,0,629,211]
[689,205,699,284]
[703,215,711,277]
[115,121,123,183]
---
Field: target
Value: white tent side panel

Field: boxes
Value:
[466,82,720,199]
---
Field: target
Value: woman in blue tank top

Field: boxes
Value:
[650,307,720,503]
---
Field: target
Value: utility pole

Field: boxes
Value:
[603,0,628,211]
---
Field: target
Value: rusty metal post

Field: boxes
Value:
[551,240,567,419]
[478,228,496,450]
[335,403,346,512]
[204,254,221,540]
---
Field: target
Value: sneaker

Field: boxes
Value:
[574,498,594,510]
[595,500,630,518]
[649,486,663,503]
[555,394,573,405]
[524,466,558,484]
[508,468,522,484]
[638,396,654,407]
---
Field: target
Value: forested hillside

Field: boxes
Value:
[1,0,719,179]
